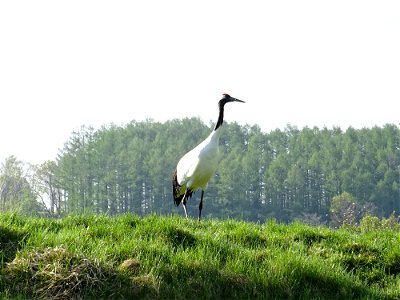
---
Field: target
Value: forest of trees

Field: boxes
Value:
[1,119,400,225]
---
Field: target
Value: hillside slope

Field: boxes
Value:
[1,214,399,299]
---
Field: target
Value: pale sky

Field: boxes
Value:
[1,1,399,165]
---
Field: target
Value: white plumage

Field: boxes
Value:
[172,94,245,220]
[176,128,221,193]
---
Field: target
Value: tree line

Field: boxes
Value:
[1,119,399,225]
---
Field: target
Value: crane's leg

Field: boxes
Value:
[182,191,189,218]
[198,190,204,221]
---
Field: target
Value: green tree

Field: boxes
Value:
[50,120,400,223]
[29,161,64,217]
[0,156,42,214]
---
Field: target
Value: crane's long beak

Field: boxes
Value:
[230,97,245,103]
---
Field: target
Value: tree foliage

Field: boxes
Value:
[2,120,400,223]
[0,156,41,214]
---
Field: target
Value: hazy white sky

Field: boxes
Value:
[1,1,399,165]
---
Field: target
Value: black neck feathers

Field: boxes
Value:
[214,100,225,131]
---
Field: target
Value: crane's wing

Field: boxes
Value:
[172,169,193,207]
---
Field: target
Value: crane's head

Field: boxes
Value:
[214,94,245,130]
[220,93,245,108]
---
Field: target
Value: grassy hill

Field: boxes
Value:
[1,213,400,299]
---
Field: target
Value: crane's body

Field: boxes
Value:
[174,128,221,198]
[172,94,245,220]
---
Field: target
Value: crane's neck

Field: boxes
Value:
[207,122,223,145]
[214,105,224,131]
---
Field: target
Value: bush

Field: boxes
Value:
[359,213,400,232]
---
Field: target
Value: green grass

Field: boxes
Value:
[1,213,400,299]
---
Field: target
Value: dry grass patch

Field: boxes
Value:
[5,246,122,299]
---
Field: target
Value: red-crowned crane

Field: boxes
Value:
[172,94,245,220]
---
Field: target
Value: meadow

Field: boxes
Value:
[1,213,400,299]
